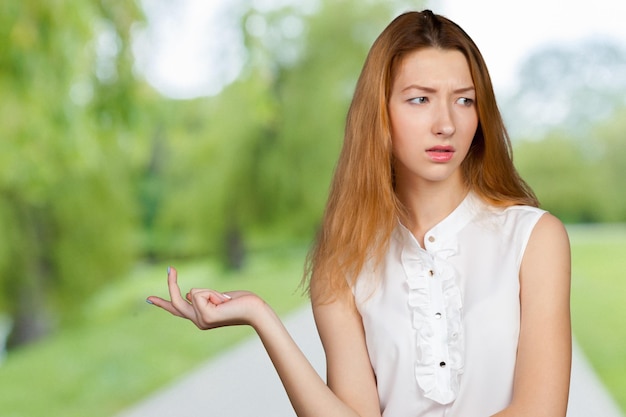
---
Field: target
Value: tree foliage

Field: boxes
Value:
[514,134,605,223]
[151,0,419,267]
[3,0,624,351]
[0,0,150,346]
[502,38,626,139]
[0,0,422,348]
[513,105,626,223]
[506,39,626,223]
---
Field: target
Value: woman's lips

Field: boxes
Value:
[426,146,455,162]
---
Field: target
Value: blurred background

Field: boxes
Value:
[0,0,624,415]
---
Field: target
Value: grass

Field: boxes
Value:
[568,223,626,412]
[0,225,624,416]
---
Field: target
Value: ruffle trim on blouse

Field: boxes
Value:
[401,241,465,405]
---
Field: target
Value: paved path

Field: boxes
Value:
[117,306,623,417]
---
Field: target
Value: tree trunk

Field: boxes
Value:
[6,200,54,349]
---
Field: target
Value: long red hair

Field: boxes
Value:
[305,10,537,303]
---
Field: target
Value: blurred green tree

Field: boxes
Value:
[502,39,626,140]
[591,106,626,221]
[514,102,626,224]
[0,0,149,347]
[514,134,605,223]
[153,0,422,268]
[504,38,626,224]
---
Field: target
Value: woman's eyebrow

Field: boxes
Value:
[401,84,475,94]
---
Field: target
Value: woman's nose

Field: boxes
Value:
[432,104,455,137]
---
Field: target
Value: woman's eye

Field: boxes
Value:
[457,97,474,106]
[409,97,428,104]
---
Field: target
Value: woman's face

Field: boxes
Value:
[388,47,478,189]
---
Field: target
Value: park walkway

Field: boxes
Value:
[117,306,623,417]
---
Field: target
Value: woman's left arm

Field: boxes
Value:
[493,213,572,417]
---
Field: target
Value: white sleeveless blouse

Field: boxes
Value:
[353,192,546,417]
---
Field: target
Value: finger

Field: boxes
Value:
[146,296,186,318]
[166,267,195,317]
[189,288,232,305]
[189,289,227,328]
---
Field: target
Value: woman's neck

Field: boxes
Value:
[396,177,468,246]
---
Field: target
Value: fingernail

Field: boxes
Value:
[167,266,171,275]
[146,298,154,305]
[222,293,232,300]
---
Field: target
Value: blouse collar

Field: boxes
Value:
[395,191,482,253]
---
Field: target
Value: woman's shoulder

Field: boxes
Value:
[470,194,545,228]
[469,198,556,248]
[527,212,569,246]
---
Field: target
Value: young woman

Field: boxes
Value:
[147,10,571,417]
